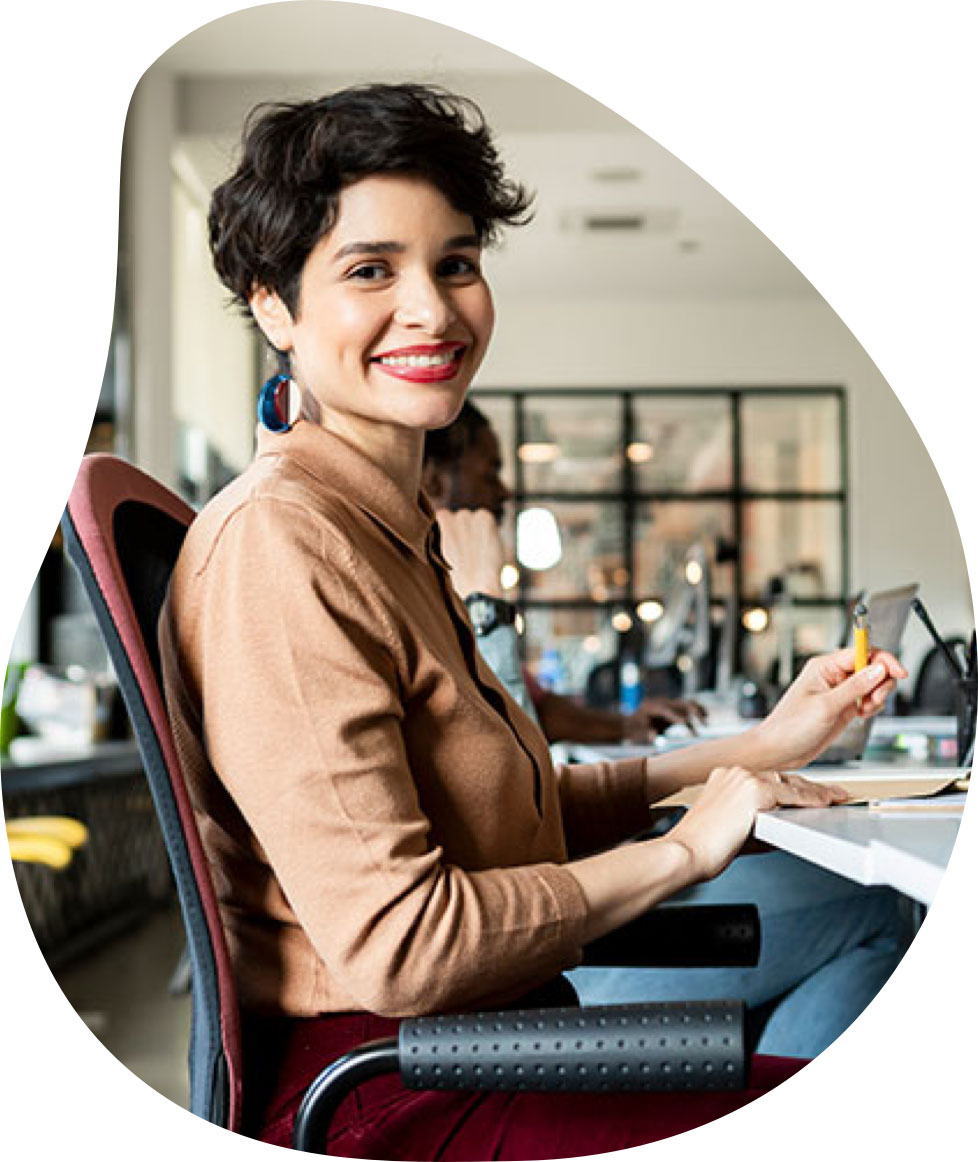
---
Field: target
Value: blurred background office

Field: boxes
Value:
[10,1,972,695]
[2,0,973,1113]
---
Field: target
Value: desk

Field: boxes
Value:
[560,735,967,907]
[1,738,144,794]
[2,740,172,965]
[752,794,964,906]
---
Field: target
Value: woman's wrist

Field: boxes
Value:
[569,832,700,943]
[641,720,786,806]
[642,755,697,806]
[732,719,788,773]
[653,833,699,887]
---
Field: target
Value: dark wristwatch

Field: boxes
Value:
[464,593,517,637]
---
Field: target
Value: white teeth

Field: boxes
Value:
[377,351,457,367]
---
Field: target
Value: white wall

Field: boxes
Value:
[480,294,973,677]
[125,69,178,487]
[172,171,256,474]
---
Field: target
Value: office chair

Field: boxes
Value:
[61,454,242,1128]
[62,453,766,1154]
[913,640,967,715]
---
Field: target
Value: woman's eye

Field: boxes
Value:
[439,256,480,279]
[348,263,390,282]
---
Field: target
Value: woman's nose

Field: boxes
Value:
[393,273,456,333]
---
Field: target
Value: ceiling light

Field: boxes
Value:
[499,564,520,591]
[626,442,654,463]
[591,166,644,183]
[560,206,681,236]
[582,214,646,231]
[636,600,664,623]
[611,611,633,633]
[518,442,560,464]
[742,607,770,633]
[516,508,562,571]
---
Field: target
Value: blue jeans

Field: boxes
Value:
[567,851,914,1058]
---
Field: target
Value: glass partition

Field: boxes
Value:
[520,395,623,493]
[741,395,842,492]
[632,395,732,492]
[472,387,848,694]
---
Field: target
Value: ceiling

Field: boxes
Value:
[160,1,818,303]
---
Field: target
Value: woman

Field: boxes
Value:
[160,83,905,1158]
[426,403,912,1060]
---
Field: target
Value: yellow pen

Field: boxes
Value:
[853,602,870,670]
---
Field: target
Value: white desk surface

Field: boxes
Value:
[559,734,968,906]
[753,791,965,906]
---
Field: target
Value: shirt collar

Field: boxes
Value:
[254,422,437,560]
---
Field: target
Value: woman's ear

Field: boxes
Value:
[249,286,294,353]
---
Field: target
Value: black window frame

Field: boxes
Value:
[472,385,850,680]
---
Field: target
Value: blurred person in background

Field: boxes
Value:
[423,401,706,742]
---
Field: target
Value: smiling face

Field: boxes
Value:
[250,174,495,454]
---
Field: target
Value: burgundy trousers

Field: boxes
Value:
[241,1003,808,1160]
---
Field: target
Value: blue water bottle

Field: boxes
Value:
[537,647,565,693]
[619,656,642,715]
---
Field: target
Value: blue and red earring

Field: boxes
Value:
[257,374,301,433]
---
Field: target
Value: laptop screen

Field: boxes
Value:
[813,583,919,763]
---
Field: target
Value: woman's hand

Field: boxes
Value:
[666,766,848,881]
[753,647,908,771]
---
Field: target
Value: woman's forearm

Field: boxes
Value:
[571,760,849,945]
[640,649,907,804]
[641,723,780,803]
[565,835,697,944]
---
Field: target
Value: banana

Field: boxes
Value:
[8,833,74,870]
[5,816,88,848]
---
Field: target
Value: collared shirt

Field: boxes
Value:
[159,422,651,1018]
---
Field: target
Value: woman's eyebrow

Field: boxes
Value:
[333,234,481,261]
[332,240,405,260]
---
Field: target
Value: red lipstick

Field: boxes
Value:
[371,342,466,383]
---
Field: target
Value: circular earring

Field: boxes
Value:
[257,374,301,433]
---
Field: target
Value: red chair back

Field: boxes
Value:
[61,454,242,1129]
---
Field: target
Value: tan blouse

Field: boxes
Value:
[159,423,651,1018]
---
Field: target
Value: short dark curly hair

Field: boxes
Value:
[208,82,533,320]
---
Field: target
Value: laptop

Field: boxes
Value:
[811,582,919,764]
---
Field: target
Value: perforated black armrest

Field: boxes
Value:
[582,904,760,968]
[292,1000,746,1153]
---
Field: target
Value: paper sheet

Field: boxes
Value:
[653,772,963,810]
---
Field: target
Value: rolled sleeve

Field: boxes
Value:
[554,757,652,857]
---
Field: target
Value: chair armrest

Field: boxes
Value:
[582,904,760,968]
[293,999,746,1153]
